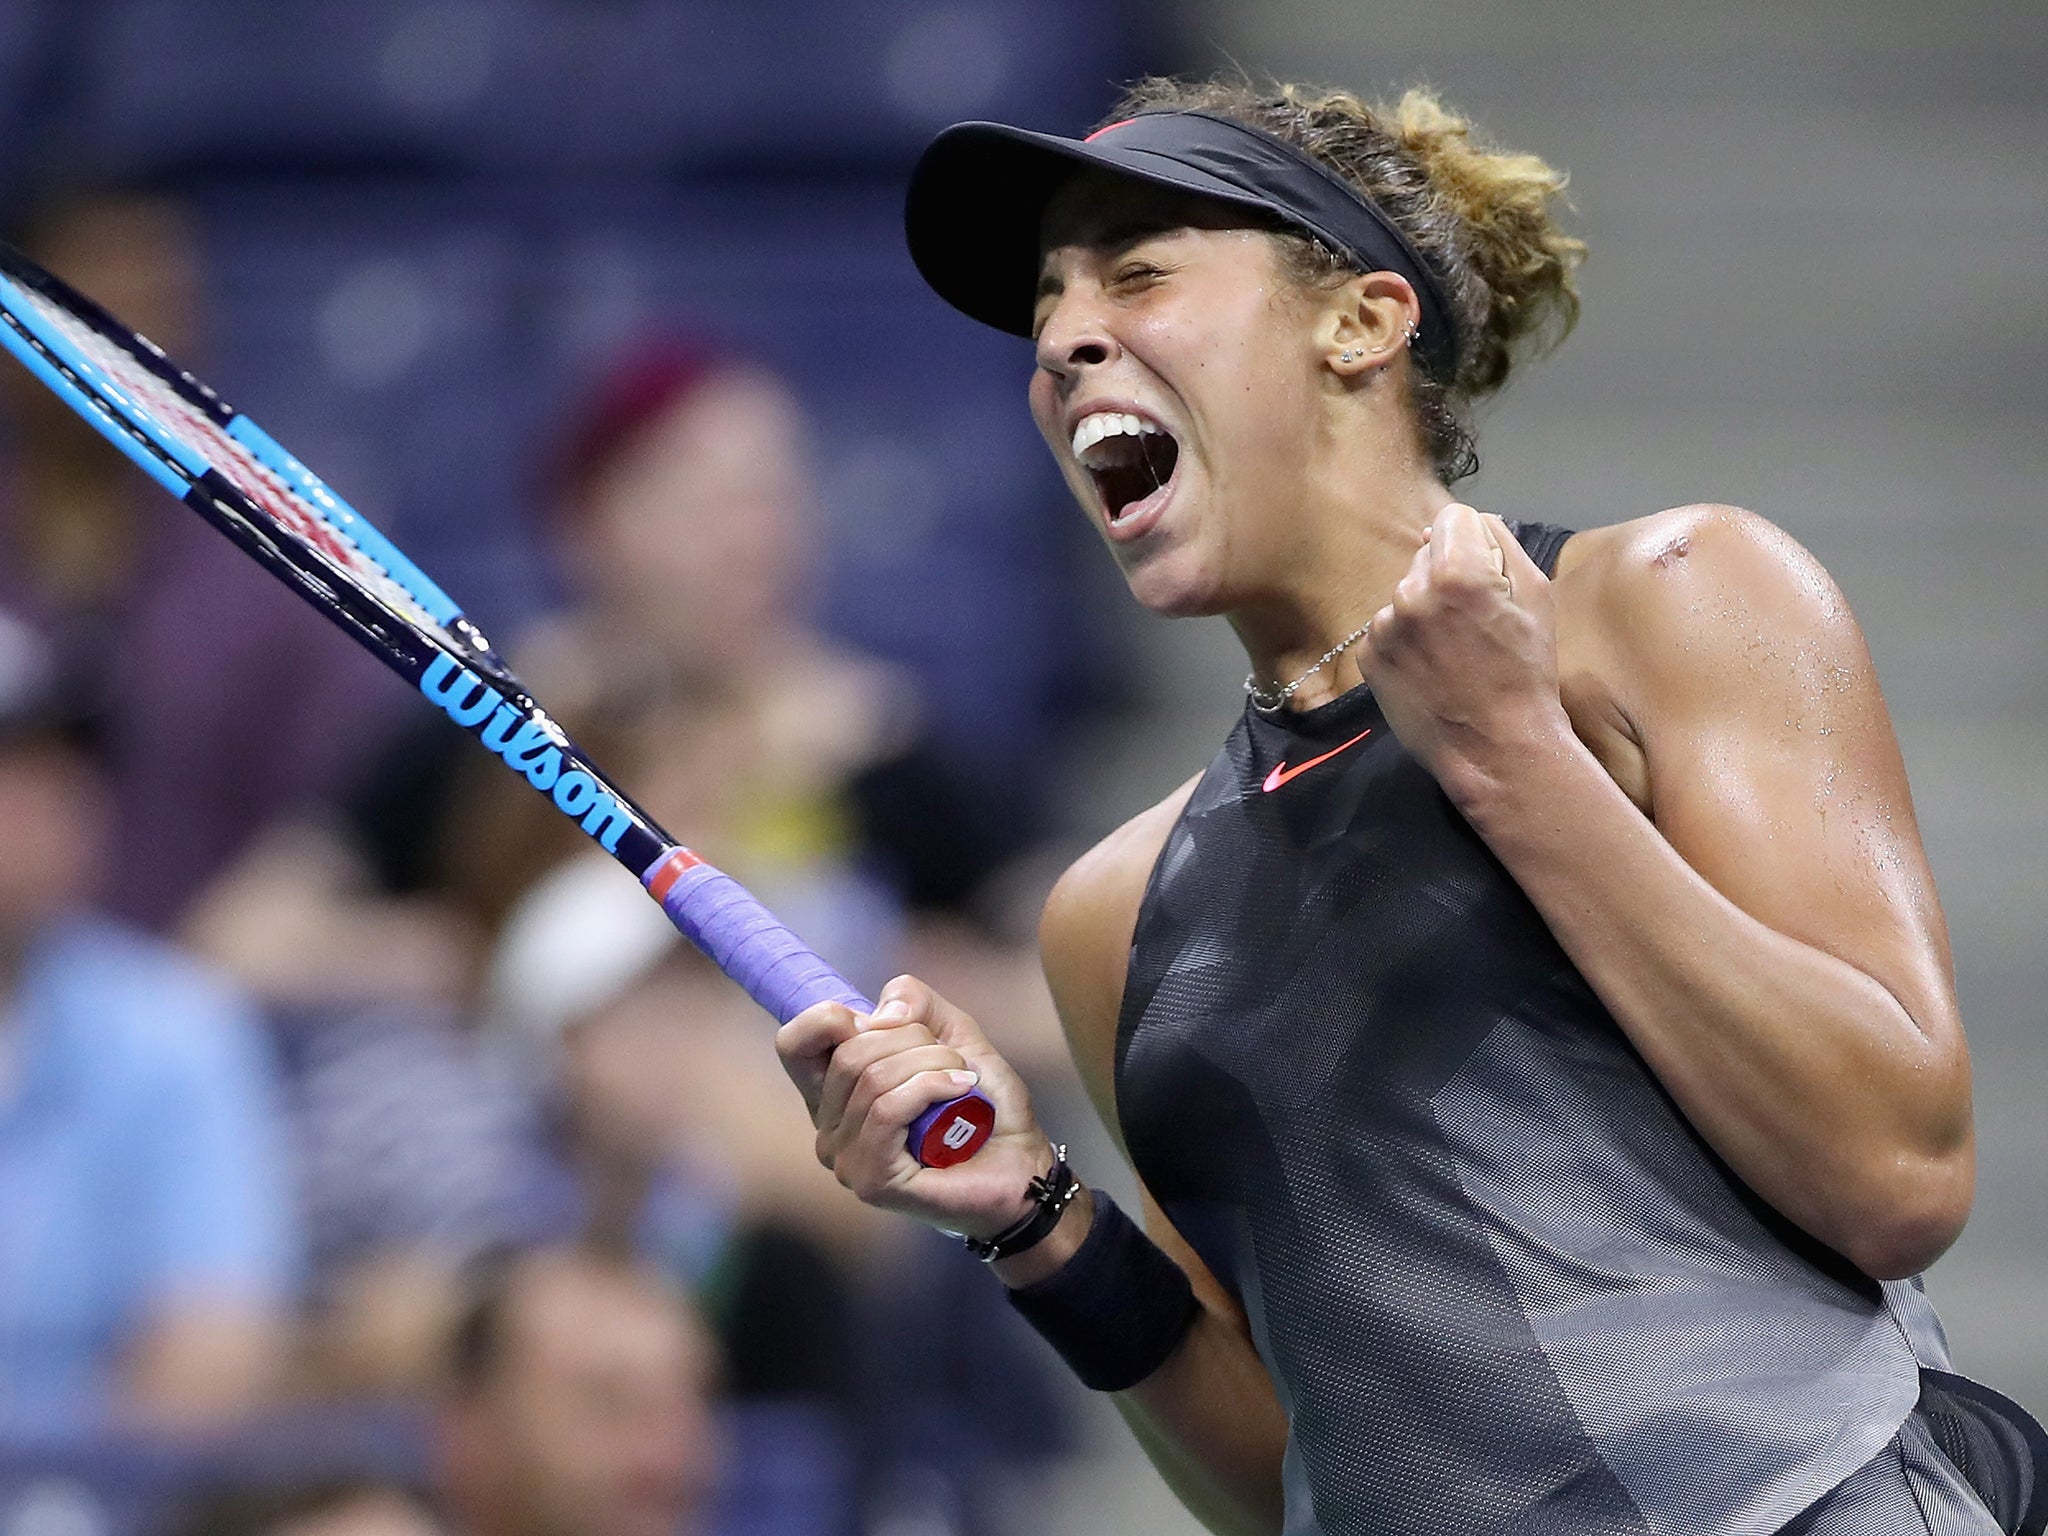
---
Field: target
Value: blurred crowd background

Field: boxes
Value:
[0,2,2041,1535]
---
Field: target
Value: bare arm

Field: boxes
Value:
[1028,795,1289,1536]
[1366,504,1972,1279]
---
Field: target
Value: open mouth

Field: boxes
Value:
[1073,411,1181,525]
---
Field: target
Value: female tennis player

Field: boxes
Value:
[775,79,2044,1536]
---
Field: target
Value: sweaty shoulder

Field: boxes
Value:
[1549,505,1857,804]
[1560,504,1858,681]
[1558,502,1825,603]
[1038,775,1202,1146]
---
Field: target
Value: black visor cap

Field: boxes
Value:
[903,111,1460,378]
[906,120,1286,337]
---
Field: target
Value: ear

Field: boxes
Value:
[1319,271,1422,379]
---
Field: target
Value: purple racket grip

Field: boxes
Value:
[642,849,994,1167]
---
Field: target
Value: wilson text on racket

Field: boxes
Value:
[420,653,634,852]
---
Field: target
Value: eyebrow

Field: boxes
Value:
[1034,220,1183,300]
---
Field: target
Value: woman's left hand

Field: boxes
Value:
[1360,503,1569,797]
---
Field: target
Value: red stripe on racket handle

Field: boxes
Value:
[642,850,994,1168]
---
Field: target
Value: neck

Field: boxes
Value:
[1230,463,1454,712]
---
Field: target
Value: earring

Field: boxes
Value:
[1339,349,1358,364]
[1402,321,1420,347]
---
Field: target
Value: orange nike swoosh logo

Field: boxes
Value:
[1262,729,1373,792]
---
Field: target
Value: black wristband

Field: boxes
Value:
[1005,1189,1199,1392]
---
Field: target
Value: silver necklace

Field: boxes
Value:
[1245,621,1372,714]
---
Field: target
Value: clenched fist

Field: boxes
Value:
[1360,503,1570,795]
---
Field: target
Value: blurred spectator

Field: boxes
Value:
[485,859,860,1411]
[523,339,1073,1067]
[435,1247,722,1536]
[462,338,917,980]
[0,186,405,935]
[485,852,877,1270]
[0,604,298,1435]
[285,994,550,1398]
[466,337,1069,1251]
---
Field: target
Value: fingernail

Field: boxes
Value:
[873,1000,910,1024]
[947,1070,980,1090]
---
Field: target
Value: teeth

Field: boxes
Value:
[1071,410,1162,463]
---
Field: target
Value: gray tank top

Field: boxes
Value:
[1113,521,1948,1536]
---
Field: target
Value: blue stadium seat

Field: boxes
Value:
[0,0,61,212]
[637,0,1148,167]
[64,0,1146,181]
[193,184,554,627]
[70,0,463,177]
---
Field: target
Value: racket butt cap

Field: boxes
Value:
[909,1091,997,1168]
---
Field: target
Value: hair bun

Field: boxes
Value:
[1383,89,1584,397]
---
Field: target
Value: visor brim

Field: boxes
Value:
[904,121,1282,340]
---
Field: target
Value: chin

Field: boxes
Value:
[1117,551,1233,620]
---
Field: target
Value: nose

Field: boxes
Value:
[1034,288,1118,381]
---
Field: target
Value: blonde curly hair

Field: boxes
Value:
[1102,78,1586,482]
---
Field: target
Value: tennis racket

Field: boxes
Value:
[0,241,995,1170]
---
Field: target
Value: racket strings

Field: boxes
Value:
[0,305,203,491]
[20,285,450,645]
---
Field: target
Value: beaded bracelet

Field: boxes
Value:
[961,1144,1080,1263]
